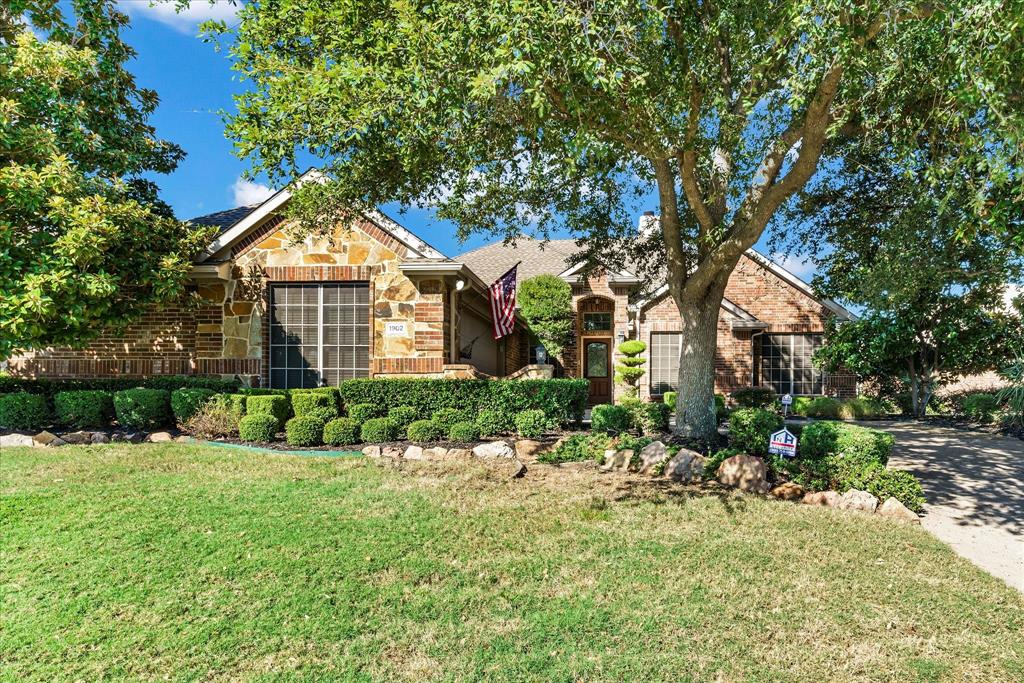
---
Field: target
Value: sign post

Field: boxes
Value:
[768,427,798,459]
[780,393,793,417]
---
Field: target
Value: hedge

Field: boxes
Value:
[290,392,339,424]
[246,395,290,430]
[54,390,114,429]
[730,386,778,408]
[0,392,51,430]
[324,417,360,445]
[591,404,631,434]
[171,388,217,425]
[286,416,324,446]
[347,403,383,423]
[387,406,419,435]
[337,378,588,427]
[239,414,278,442]
[800,421,893,465]
[476,409,511,436]
[448,421,480,442]
[513,409,548,438]
[113,388,172,430]
[212,393,247,421]
[0,375,238,399]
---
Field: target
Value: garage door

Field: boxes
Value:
[268,283,370,389]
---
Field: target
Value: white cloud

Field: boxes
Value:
[120,1,239,35]
[231,177,274,206]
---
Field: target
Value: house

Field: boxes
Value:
[6,170,857,403]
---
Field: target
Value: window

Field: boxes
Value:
[582,312,612,332]
[649,332,681,395]
[269,283,370,389]
[759,334,823,395]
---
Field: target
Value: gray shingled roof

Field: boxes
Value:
[187,205,259,234]
[456,237,581,283]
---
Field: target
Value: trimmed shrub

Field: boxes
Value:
[514,409,548,438]
[662,391,677,407]
[865,469,926,513]
[715,394,728,422]
[211,393,247,421]
[347,402,382,423]
[731,386,778,409]
[804,397,841,419]
[477,409,512,436]
[792,396,814,416]
[171,388,217,425]
[184,402,239,439]
[448,421,480,442]
[237,388,290,396]
[591,404,631,434]
[640,402,671,433]
[406,419,444,442]
[0,392,51,430]
[291,392,339,424]
[239,414,278,442]
[53,390,113,428]
[431,407,468,434]
[0,374,239,399]
[727,408,783,456]
[286,416,324,446]
[800,421,893,465]
[963,392,998,422]
[387,406,419,437]
[113,388,171,430]
[324,417,361,445]
[337,378,588,427]
[538,432,612,464]
[246,394,290,430]
[291,386,341,407]
[360,417,399,443]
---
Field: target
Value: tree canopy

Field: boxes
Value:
[218,0,1024,439]
[0,1,211,360]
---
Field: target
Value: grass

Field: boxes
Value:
[2,444,1022,682]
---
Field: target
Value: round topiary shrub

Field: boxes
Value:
[239,414,278,442]
[432,407,467,433]
[360,417,398,443]
[290,391,339,424]
[476,409,510,436]
[448,421,480,442]
[285,416,325,447]
[54,390,113,429]
[513,409,548,438]
[387,406,419,436]
[590,403,631,434]
[171,388,217,425]
[113,388,171,430]
[347,402,382,423]
[324,417,360,445]
[406,419,444,442]
[245,394,290,430]
[0,392,51,430]
[727,407,783,456]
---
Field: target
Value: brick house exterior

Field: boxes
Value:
[6,171,856,401]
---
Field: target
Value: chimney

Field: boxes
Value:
[638,210,658,237]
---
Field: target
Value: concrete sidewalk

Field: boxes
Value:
[872,421,1023,592]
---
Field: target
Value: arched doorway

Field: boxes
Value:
[578,297,614,405]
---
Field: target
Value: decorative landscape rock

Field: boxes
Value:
[486,457,527,479]
[637,441,669,474]
[600,449,633,472]
[90,432,110,445]
[382,446,403,458]
[423,447,448,460]
[472,441,514,459]
[61,431,93,445]
[877,497,920,523]
[1,433,36,448]
[837,489,879,513]
[147,431,173,443]
[802,491,841,507]
[664,448,703,482]
[403,445,424,460]
[717,454,770,493]
[446,448,473,459]
[770,482,806,501]
[361,445,381,458]
[32,431,66,447]
[515,439,544,459]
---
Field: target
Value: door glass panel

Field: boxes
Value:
[585,342,609,377]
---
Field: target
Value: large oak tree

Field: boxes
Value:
[216,0,1023,440]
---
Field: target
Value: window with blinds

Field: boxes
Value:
[649,332,681,395]
[759,333,823,395]
[269,283,370,389]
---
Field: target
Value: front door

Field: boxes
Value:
[584,340,611,405]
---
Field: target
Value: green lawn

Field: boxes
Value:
[2,444,1022,682]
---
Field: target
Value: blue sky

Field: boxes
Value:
[118,1,816,276]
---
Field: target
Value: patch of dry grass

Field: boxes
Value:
[2,443,1022,682]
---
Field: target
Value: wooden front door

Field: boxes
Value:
[584,339,612,405]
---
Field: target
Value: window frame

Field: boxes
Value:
[757,333,823,396]
[648,331,682,396]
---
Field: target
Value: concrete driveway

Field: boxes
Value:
[873,421,1024,592]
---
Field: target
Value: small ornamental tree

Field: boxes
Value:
[614,340,647,398]
[517,275,574,361]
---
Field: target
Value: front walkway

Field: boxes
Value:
[871,421,1024,592]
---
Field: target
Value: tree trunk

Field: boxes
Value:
[672,276,730,442]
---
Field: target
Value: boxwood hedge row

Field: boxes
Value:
[0,375,238,399]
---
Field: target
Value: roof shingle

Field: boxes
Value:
[187,205,260,234]
[455,237,580,284]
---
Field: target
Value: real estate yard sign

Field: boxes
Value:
[769,428,798,459]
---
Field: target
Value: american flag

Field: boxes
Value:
[489,265,518,339]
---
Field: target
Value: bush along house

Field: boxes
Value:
[6,171,856,403]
